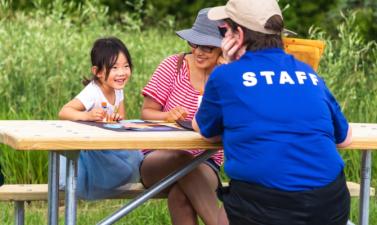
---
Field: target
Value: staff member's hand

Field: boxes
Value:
[166,106,188,122]
[221,25,245,62]
[222,35,239,61]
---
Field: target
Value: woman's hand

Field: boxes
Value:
[166,106,189,122]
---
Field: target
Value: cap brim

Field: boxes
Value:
[176,29,222,47]
[208,6,228,21]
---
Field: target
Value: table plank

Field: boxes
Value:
[343,123,377,150]
[0,120,221,150]
[0,121,377,150]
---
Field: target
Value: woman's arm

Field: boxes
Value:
[141,96,188,122]
[336,125,352,148]
[141,96,167,120]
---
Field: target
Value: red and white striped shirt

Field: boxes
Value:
[142,54,223,166]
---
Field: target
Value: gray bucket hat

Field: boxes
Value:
[176,8,222,47]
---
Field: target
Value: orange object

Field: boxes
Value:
[101,102,107,108]
[283,38,325,72]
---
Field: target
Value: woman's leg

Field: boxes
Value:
[217,206,229,225]
[176,163,220,225]
[140,150,195,188]
[140,150,221,225]
[168,184,199,225]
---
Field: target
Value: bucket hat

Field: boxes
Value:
[176,8,222,47]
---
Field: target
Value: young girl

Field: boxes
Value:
[58,37,143,200]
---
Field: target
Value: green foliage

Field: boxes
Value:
[0,2,186,184]
[279,0,339,36]
[312,12,377,123]
[309,11,377,187]
[4,0,377,41]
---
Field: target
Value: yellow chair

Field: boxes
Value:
[283,38,325,72]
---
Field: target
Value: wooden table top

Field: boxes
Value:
[0,120,221,150]
[0,120,376,150]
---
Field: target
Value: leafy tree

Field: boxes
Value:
[278,0,339,36]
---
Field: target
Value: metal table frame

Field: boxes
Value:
[359,150,372,225]
[47,150,216,225]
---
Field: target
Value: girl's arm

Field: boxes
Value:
[59,99,103,121]
[141,96,188,121]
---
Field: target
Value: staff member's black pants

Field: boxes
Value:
[217,172,350,225]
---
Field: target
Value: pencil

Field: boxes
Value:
[114,105,119,114]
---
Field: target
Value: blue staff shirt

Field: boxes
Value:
[196,48,349,191]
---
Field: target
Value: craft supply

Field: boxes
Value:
[101,102,108,122]
[114,105,119,115]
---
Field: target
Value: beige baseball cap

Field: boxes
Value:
[208,0,283,34]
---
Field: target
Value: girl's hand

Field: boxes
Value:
[166,106,188,122]
[87,108,105,121]
[107,112,123,122]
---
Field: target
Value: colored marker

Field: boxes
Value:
[101,102,108,122]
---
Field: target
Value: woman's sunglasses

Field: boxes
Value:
[187,42,216,53]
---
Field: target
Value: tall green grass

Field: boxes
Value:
[0,4,186,184]
[0,3,376,225]
[310,12,377,188]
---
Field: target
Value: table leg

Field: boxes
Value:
[48,151,60,225]
[359,150,372,225]
[15,201,25,225]
[97,149,217,225]
[64,151,79,225]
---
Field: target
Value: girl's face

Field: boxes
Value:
[96,52,131,90]
[190,43,222,70]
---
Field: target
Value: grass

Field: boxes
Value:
[0,3,377,225]
[0,198,376,224]
[0,200,171,225]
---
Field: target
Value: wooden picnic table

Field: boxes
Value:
[0,120,376,225]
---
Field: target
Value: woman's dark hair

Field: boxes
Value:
[225,15,284,51]
[82,37,133,86]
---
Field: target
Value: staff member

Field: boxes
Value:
[193,0,352,224]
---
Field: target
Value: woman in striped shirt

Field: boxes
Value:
[140,8,224,225]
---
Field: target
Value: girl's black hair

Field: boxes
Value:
[82,37,133,86]
[225,15,284,52]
